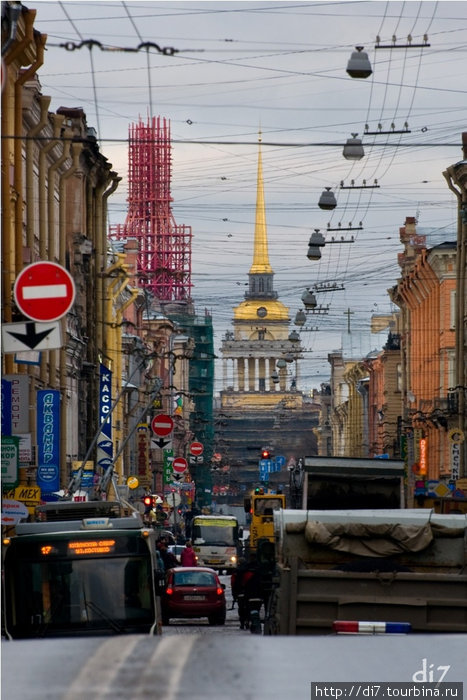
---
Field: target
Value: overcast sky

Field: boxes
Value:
[30,0,467,392]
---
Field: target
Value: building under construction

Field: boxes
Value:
[109,117,214,505]
[109,116,193,307]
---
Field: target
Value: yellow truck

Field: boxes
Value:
[244,489,286,552]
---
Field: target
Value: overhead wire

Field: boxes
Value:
[58,1,102,139]
[122,1,154,118]
[35,1,463,389]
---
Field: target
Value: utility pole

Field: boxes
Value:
[343,308,354,334]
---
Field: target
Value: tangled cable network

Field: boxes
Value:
[52,39,179,56]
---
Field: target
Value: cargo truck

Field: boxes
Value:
[264,508,467,635]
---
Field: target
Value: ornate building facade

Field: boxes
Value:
[216,136,318,498]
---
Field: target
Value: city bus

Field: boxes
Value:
[2,501,165,639]
[192,514,241,571]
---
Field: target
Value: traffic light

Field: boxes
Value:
[142,495,152,507]
[261,449,270,459]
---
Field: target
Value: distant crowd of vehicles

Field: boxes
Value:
[2,456,466,639]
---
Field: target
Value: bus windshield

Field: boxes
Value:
[192,522,236,546]
[6,554,155,638]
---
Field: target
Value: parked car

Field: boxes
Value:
[161,567,226,626]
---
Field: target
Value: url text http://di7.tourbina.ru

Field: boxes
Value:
[310,684,464,700]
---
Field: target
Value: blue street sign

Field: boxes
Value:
[275,455,286,469]
[259,458,273,471]
[259,463,270,481]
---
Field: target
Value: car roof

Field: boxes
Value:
[172,566,217,574]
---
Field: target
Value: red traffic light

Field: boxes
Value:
[143,496,153,507]
[261,449,270,459]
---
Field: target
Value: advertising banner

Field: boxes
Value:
[1,436,19,489]
[4,374,30,434]
[163,448,174,484]
[37,389,60,497]
[72,460,95,489]
[96,363,113,475]
[1,378,12,436]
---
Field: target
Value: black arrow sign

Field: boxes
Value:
[153,437,172,449]
[8,322,54,349]
[172,474,183,482]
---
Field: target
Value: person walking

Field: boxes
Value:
[180,540,198,567]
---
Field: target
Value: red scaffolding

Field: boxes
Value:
[109,116,192,302]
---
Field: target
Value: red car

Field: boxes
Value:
[162,567,226,626]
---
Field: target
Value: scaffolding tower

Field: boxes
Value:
[109,116,192,302]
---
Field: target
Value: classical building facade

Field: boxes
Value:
[217,136,317,497]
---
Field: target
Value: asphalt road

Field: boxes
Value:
[3,575,466,699]
[162,573,251,635]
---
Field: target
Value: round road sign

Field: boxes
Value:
[151,414,174,437]
[14,261,76,322]
[172,457,188,474]
[190,441,204,456]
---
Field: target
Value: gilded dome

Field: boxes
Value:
[233,299,290,321]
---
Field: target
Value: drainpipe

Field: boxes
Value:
[1,2,23,58]
[58,140,83,487]
[96,172,121,352]
[94,174,111,353]
[59,141,83,266]
[37,113,64,385]
[47,127,71,261]
[105,260,129,487]
[26,94,51,251]
[46,128,71,388]
[39,114,64,259]
[443,162,466,477]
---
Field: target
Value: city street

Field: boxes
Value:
[162,573,251,636]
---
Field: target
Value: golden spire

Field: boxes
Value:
[249,130,273,274]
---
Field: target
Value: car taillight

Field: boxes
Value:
[166,586,173,595]
[333,620,411,634]
[216,587,224,596]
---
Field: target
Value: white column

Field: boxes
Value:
[223,358,228,389]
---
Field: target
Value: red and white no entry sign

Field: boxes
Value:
[172,457,188,474]
[151,413,174,437]
[14,261,76,322]
[190,441,204,456]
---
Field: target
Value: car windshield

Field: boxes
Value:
[173,571,216,587]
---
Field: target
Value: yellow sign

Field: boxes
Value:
[433,482,451,498]
[14,485,41,505]
[448,429,465,444]
[127,476,139,489]
[3,485,43,514]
